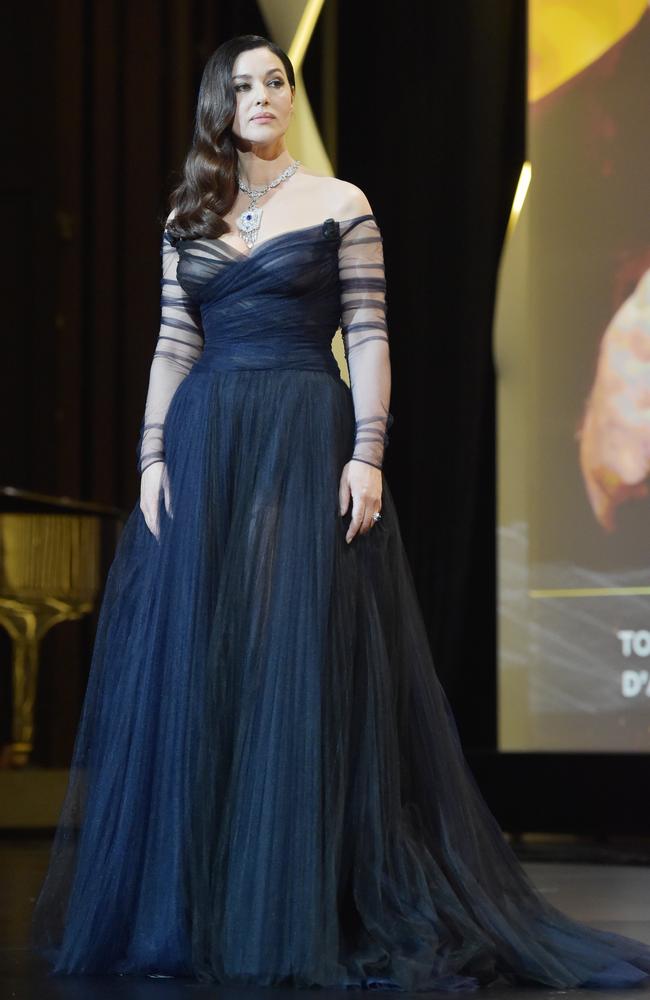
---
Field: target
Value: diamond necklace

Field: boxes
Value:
[235,159,302,249]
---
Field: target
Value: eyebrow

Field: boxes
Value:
[232,68,283,79]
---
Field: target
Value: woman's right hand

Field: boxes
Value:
[140,461,173,540]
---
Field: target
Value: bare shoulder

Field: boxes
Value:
[297,170,373,220]
[332,179,373,220]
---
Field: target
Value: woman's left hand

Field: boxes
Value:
[339,460,383,543]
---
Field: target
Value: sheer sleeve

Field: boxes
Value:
[338,215,393,470]
[136,223,204,474]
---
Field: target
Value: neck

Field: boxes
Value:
[236,146,295,189]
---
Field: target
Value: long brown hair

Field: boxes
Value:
[165,35,296,242]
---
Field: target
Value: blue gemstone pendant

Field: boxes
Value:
[236,206,263,248]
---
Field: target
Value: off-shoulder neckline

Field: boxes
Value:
[170,213,377,261]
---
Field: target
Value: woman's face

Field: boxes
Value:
[230,47,294,146]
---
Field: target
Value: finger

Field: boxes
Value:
[361,508,377,535]
[143,510,158,540]
[356,508,371,535]
[144,500,159,540]
[163,476,173,519]
[367,507,382,532]
[346,497,366,543]
[339,474,351,516]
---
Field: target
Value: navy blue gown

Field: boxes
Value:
[31,213,650,991]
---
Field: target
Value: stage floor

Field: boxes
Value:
[2,839,649,999]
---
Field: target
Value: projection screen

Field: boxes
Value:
[496,0,650,752]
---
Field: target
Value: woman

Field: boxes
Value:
[31,34,650,992]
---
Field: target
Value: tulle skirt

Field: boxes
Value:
[31,367,650,991]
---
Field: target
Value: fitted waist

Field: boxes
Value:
[194,342,340,377]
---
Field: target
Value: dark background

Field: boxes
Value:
[3,1,642,836]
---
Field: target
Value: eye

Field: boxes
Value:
[234,79,284,92]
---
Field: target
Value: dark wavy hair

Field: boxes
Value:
[165,35,296,242]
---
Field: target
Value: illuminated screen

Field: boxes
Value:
[495,0,650,751]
